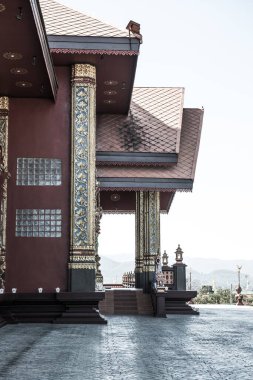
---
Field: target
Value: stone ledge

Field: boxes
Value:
[0,292,107,325]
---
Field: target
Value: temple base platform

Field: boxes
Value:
[0,316,7,328]
[0,292,107,326]
[152,290,199,317]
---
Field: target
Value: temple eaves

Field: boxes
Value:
[38,0,141,113]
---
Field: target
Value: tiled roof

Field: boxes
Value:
[96,87,184,153]
[97,108,203,183]
[39,0,129,38]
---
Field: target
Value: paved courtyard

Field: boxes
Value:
[0,306,252,380]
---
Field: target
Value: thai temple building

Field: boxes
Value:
[0,0,203,324]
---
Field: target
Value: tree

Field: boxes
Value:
[193,288,236,304]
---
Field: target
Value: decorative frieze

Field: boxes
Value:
[68,263,96,270]
[69,255,95,262]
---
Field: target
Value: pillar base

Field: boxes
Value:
[69,268,95,292]
[135,272,144,289]
[143,270,155,293]
[173,263,187,290]
[151,292,166,318]
[0,292,107,325]
[165,290,199,315]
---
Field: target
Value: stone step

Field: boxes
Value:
[99,289,154,315]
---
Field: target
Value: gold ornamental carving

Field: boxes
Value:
[69,63,96,268]
[0,97,9,111]
[72,64,96,80]
[135,191,160,276]
[68,263,96,270]
[143,266,156,272]
[0,96,9,289]
[70,255,95,262]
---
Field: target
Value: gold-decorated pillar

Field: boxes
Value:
[95,181,103,289]
[0,97,9,290]
[69,64,96,292]
[135,191,160,292]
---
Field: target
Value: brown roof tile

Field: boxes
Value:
[96,87,184,153]
[40,0,129,38]
[97,108,203,184]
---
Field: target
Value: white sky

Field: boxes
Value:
[59,0,253,261]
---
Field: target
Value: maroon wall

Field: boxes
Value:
[100,191,136,212]
[6,66,71,292]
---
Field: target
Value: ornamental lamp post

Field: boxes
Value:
[236,265,243,306]
[175,244,183,263]
[173,245,187,290]
[237,265,241,286]
[162,250,168,266]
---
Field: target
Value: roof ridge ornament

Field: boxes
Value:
[126,20,143,43]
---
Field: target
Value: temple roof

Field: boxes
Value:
[97,108,203,191]
[39,0,129,38]
[96,87,184,154]
[39,0,140,114]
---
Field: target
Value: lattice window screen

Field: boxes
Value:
[16,158,62,186]
[15,209,62,237]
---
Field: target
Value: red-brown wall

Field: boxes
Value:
[6,66,71,292]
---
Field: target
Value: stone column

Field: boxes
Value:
[135,191,160,292]
[69,64,96,292]
[135,191,144,289]
[0,97,9,290]
[95,183,103,289]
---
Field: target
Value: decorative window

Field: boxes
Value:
[16,158,62,186]
[15,209,62,238]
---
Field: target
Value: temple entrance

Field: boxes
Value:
[98,213,135,285]
[98,190,163,293]
[98,212,154,316]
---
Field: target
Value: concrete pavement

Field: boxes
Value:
[0,306,252,380]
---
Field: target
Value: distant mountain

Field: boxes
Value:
[101,256,134,283]
[100,256,253,290]
[188,269,253,291]
[184,257,253,276]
